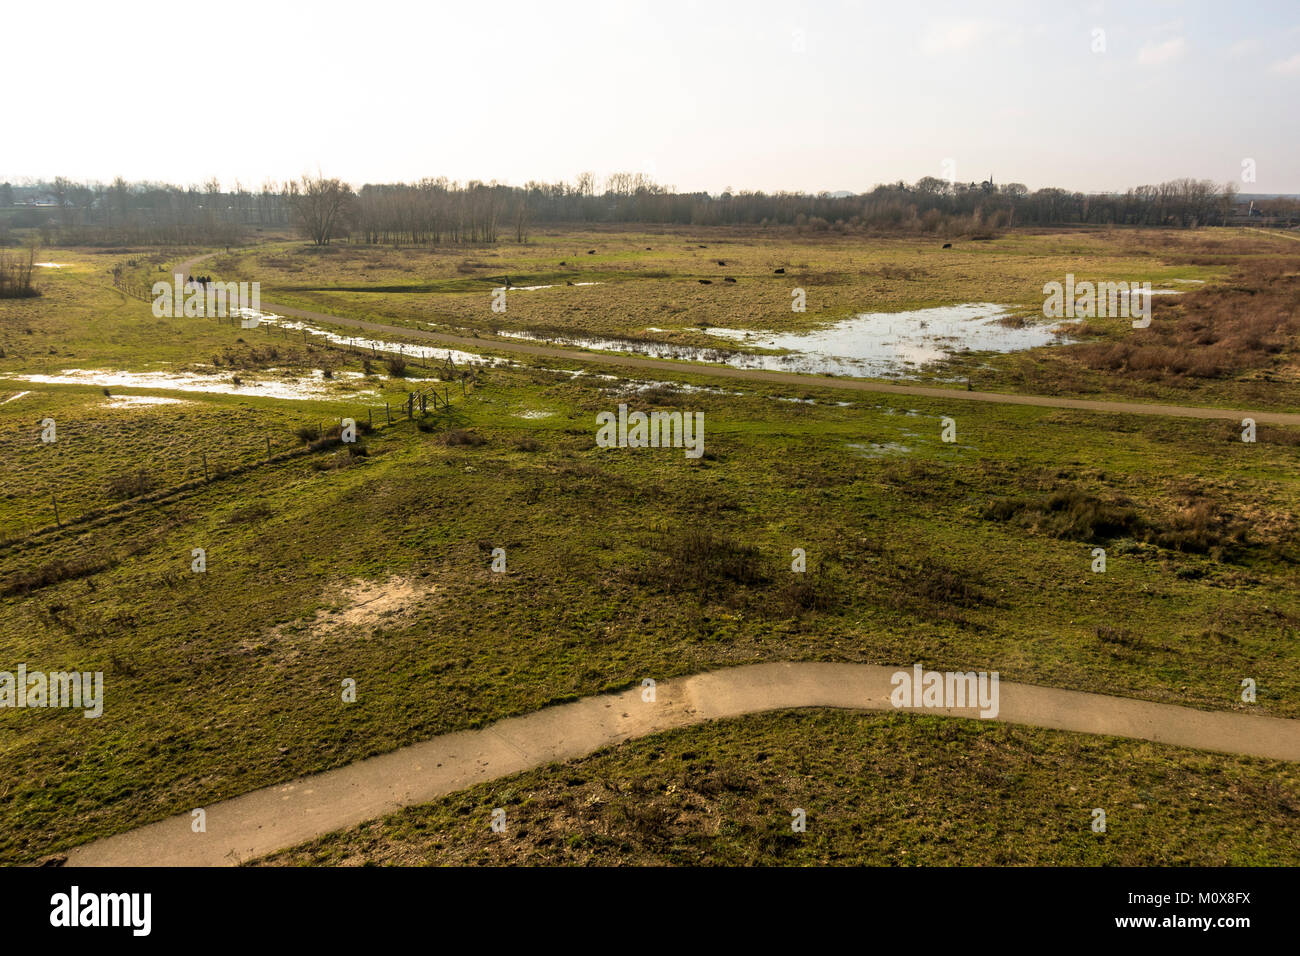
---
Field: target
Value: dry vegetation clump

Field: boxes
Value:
[981,482,1254,557]
[980,488,1141,542]
[0,250,39,299]
[443,429,486,446]
[1072,258,1300,381]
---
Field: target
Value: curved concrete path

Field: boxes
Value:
[169,252,1300,425]
[63,662,1300,867]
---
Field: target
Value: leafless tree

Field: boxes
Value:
[283,174,355,245]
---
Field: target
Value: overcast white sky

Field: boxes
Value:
[6,0,1298,193]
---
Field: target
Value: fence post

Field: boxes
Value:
[407,393,413,419]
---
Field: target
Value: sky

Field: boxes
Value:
[6,0,1299,194]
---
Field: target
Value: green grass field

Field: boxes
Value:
[1,227,1297,865]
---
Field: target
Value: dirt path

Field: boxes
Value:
[170,251,1300,425]
[62,661,1300,866]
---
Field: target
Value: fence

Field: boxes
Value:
[5,274,484,550]
[2,374,479,551]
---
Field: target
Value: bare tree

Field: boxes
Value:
[283,174,355,245]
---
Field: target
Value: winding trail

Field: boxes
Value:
[170,252,1300,425]
[63,661,1300,867]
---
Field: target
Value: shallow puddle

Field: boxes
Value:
[245,312,510,369]
[849,442,912,457]
[9,367,379,401]
[498,303,1075,379]
[101,395,193,409]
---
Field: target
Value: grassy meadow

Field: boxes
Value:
[0,228,1297,865]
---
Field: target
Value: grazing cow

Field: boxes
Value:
[566,281,574,286]
[587,249,596,254]
[697,244,707,248]
[698,279,712,284]
[774,268,785,274]
[717,260,726,266]
[942,243,952,249]
[724,277,737,283]
[559,261,566,266]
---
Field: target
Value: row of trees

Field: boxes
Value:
[0,173,1267,247]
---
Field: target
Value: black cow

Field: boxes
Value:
[942,243,952,249]
[724,277,737,283]
[774,268,785,274]
[698,279,712,285]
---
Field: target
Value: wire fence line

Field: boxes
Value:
[7,273,485,549]
[3,376,478,551]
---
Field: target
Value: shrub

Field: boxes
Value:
[0,249,39,299]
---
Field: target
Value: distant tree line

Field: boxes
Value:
[0,172,1285,248]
